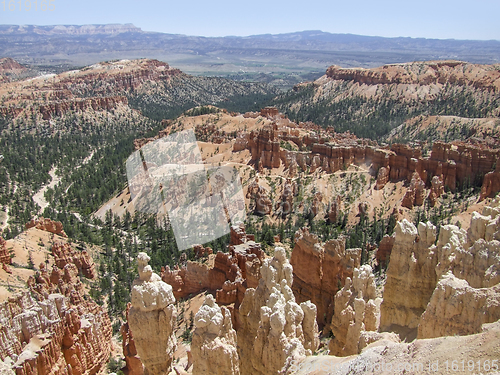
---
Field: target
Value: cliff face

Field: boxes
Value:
[418,273,500,339]
[235,120,500,205]
[291,228,361,330]
[128,253,177,375]
[379,220,438,336]
[326,61,500,91]
[191,295,240,375]
[238,247,319,375]
[381,196,500,340]
[0,237,11,265]
[121,304,143,375]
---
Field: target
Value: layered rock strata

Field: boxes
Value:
[239,120,500,203]
[291,228,361,330]
[128,253,177,375]
[191,295,239,375]
[238,247,319,375]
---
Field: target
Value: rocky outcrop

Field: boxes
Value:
[161,224,264,320]
[248,125,281,169]
[128,253,177,375]
[382,197,500,340]
[428,175,444,206]
[291,228,361,330]
[50,242,96,279]
[232,111,500,199]
[1,261,112,375]
[375,234,395,269]
[277,178,296,216]
[0,237,11,265]
[191,295,239,375]
[401,172,426,209]
[25,218,67,237]
[418,272,500,339]
[37,96,128,120]
[329,265,391,356]
[375,166,390,190]
[290,321,500,375]
[310,192,323,217]
[238,247,319,375]
[328,196,342,223]
[480,163,500,201]
[121,304,144,375]
[379,220,438,335]
[246,178,272,215]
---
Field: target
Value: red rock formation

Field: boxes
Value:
[311,192,323,217]
[480,162,500,201]
[428,175,445,206]
[291,228,361,330]
[375,234,395,268]
[193,245,213,258]
[246,178,272,215]
[160,224,264,328]
[328,196,342,223]
[50,242,96,279]
[121,303,144,375]
[401,172,426,209]
[248,125,281,169]
[375,166,390,190]
[0,236,11,265]
[260,107,279,118]
[25,218,67,237]
[2,258,112,375]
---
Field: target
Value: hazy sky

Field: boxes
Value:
[1,0,499,40]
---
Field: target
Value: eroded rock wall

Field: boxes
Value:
[0,263,111,375]
[379,220,438,333]
[191,295,239,375]
[381,196,500,340]
[291,228,361,330]
[238,247,319,375]
[329,265,389,357]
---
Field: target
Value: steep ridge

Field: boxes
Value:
[273,61,500,139]
[0,58,277,128]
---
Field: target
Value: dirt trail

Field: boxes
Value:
[32,167,62,214]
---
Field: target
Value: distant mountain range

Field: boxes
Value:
[1,24,500,87]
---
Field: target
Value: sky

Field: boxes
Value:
[1,0,499,41]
